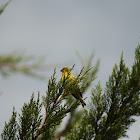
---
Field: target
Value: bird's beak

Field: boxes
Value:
[60,69,62,72]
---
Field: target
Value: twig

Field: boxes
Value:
[33,89,71,140]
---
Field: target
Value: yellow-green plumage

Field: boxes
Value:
[61,67,86,108]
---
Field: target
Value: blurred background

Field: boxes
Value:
[0,0,140,139]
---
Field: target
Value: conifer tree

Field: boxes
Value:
[65,45,140,140]
[0,51,54,80]
[1,45,140,140]
[0,0,11,15]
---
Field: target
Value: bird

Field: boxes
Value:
[60,67,86,108]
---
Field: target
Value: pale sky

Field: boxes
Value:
[0,0,140,139]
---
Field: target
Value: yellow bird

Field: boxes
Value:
[61,67,86,108]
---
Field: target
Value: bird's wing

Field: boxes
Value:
[71,73,83,98]
[70,73,77,80]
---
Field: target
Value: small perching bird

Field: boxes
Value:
[60,67,86,108]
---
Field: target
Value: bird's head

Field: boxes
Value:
[60,67,71,73]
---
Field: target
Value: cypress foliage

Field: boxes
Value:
[1,107,18,140]
[1,45,140,140]
[66,45,140,140]
[18,94,42,140]
[0,51,48,80]
[0,0,11,15]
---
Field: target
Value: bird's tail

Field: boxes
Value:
[81,100,86,108]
